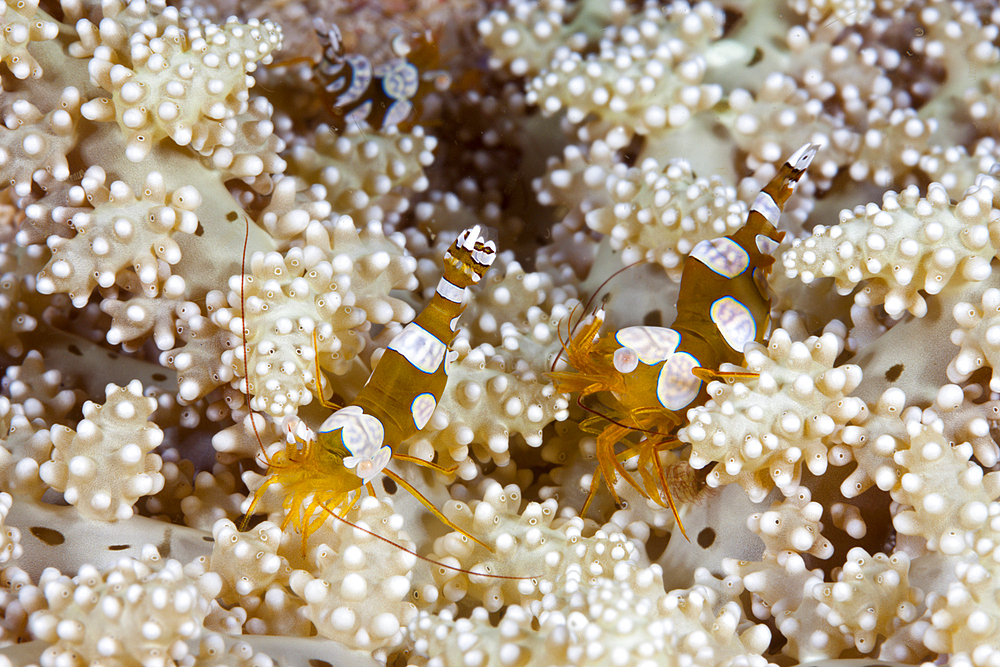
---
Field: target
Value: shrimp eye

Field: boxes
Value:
[613,347,639,373]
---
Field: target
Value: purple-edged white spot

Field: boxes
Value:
[756,233,780,255]
[376,59,419,100]
[380,99,413,128]
[750,192,780,225]
[690,237,749,279]
[436,277,465,303]
[411,392,436,430]
[615,327,680,364]
[335,54,372,106]
[656,352,701,410]
[388,323,446,374]
[320,406,390,484]
[710,296,756,352]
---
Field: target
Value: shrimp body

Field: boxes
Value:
[244,226,497,543]
[553,144,818,525]
[314,21,445,131]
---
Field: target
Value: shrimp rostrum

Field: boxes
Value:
[241,226,497,548]
[552,144,818,533]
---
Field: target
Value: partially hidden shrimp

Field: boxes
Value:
[551,144,819,537]
[312,20,449,132]
[240,226,500,555]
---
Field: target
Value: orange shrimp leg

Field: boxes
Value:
[238,473,280,531]
[580,423,650,516]
[550,308,624,399]
[636,436,689,540]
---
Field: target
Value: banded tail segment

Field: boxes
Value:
[675,142,819,371]
[444,225,497,288]
[757,142,819,219]
[737,142,819,269]
[412,224,497,346]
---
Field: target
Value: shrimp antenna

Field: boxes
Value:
[574,394,664,437]
[575,392,691,539]
[241,216,272,467]
[550,258,649,372]
[551,301,581,374]
[312,500,539,581]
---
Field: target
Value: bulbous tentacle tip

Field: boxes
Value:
[789,142,820,171]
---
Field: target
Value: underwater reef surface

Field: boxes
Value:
[2,0,1000,665]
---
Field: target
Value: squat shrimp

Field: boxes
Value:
[239,225,502,556]
[552,143,819,536]
[311,20,448,131]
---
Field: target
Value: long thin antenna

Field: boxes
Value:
[240,217,271,466]
[312,500,539,581]
[550,259,649,372]
[574,395,664,437]
[237,217,536,581]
